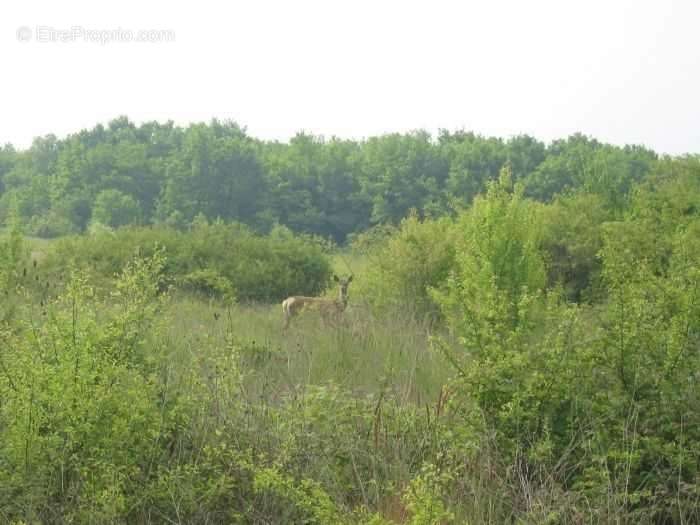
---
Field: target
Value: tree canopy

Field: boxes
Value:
[0,117,664,241]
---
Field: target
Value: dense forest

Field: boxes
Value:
[0,116,659,241]
[1,119,699,523]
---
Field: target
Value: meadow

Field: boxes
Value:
[1,162,699,524]
[0,228,459,524]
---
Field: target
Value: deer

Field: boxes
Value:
[282,275,353,329]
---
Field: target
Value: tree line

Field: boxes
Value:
[0,116,662,241]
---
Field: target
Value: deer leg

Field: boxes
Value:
[282,301,291,330]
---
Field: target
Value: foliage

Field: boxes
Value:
[357,212,456,320]
[44,222,332,301]
[0,130,699,523]
[92,188,142,228]
[431,161,700,521]
[539,192,611,301]
[0,205,27,324]
[402,464,455,525]
[180,268,236,300]
[523,134,656,206]
[434,165,546,334]
[0,117,667,243]
[0,204,25,292]
[0,252,167,521]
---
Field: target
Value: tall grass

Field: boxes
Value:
[164,294,450,405]
[5,223,698,523]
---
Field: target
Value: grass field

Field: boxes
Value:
[165,293,450,406]
[4,225,698,523]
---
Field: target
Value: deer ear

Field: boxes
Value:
[333,275,339,282]
[347,275,353,283]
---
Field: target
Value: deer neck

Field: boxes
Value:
[338,289,348,310]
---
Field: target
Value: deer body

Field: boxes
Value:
[282,275,352,329]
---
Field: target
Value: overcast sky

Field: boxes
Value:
[2,0,699,154]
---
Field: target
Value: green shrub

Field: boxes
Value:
[0,213,28,323]
[356,212,456,320]
[253,467,343,524]
[434,165,546,335]
[402,463,455,525]
[432,165,700,521]
[581,219,700,521]
[44,222,332,301]
[0,252,167,520]
[92,188,142,228]
[0,217,24,292]
[539,192,611,301]
[180,268,235,299]
[28,211,79,238]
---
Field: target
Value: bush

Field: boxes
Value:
[28,211,79,238]
[539,192,611,301]
[92,188,142,228]
[431,165,700,521]
[43,223,333,301]
[434,165,546,335]
[180,268,235,299]
[356,212,456,320]
[0,252,167,520]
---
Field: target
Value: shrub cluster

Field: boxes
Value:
[1,159,699,523]
[356,162,700,521]
[0,253,448,522]
[43,222,332,301]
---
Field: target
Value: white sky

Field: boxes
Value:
[1,0,699,154]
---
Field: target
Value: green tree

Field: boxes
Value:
[539,192,611,301]
[92,189,141,228]
[359,131,448,224]
[156,121,266,227]
[440,130,508,205]
[0,144,17,196]
[432,165,571,470]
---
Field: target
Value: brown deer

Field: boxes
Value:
[282,275,353,329]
